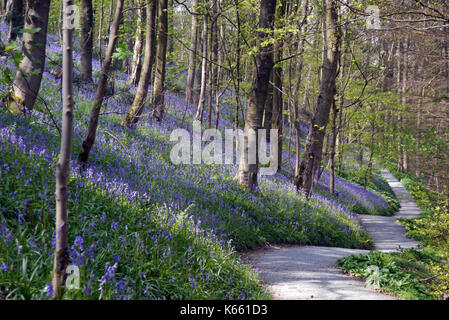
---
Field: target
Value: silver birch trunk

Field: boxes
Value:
[52,0,75,299]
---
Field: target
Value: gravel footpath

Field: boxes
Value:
[248,169,420,300]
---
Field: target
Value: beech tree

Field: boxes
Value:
[295,0,341,197]
[237,0,276,190]
[9,0,50,112]
[122,0,157,127]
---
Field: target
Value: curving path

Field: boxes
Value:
[248,169,420,300]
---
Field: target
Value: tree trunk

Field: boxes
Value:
[98,0,104,67]
[271,0,286,172]
[151,0,169,121]
[207,6,218,129]
[80,0,94,82]
[295,0,340,197]
[185,0,199,104]
[10,0,50,112]
[6,0,23,43]
[78,0,124,164]
[329,102,338,194]
[122,0,157,127]
[214,16,224,129]
[237,0,276,190]
[129,0,145,86]
[195,16,208,123]
[293,1,310,180]
[52,0,74,299]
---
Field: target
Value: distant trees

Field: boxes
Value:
[122,0,157,127]
[295,0,340,197]
[78,0,124,164]
[2,0,447,196]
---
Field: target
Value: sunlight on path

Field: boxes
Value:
[358,170,420,252]
[248,169,420,300]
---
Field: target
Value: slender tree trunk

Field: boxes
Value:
[233,0,242,129]
[195,16,208,122]
[122,0,157,127]
[186,0,199,104]
[78,0,124,164]
[295,0,340,197]
[271,0,286,172]
[10,0,50,112]
[293,1,310,178]
[52,0,74,299]
[151,0,169,121]
[237,0,276,190]
[263,74,273,134]
[214,16,224,129]
[80,0,94,82]
[107,0,114,35]
[207,7,218,129]
[98,0,104,67]
[129,0,145,86]
[329,101,338,194]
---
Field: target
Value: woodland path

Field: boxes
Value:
[248,169,420,300]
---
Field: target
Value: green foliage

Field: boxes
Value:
[334,154,449,300]
[337,249,440,300]
[0,45,24,91]
[0,140,268,300]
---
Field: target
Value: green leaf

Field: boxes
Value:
[19,27,41,34]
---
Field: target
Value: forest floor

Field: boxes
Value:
[248,169,420,300]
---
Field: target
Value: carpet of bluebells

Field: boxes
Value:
[0,23,395,299]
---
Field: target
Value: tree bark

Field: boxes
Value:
[6,0,23,43]
[237,0,276,190]
[10,0,50,112]
[52,0,74,299]
[295,0,341,197]
[129,0,145,86]
[152,0,169,121]
[195,16,208,123]
[78,0,124,164]
[185,0,199,104]
[80,0,94,82]
[271,0,286,172]
[122,0,157,127]
[98,0,104,67]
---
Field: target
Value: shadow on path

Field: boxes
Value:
[248,169,420,300]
